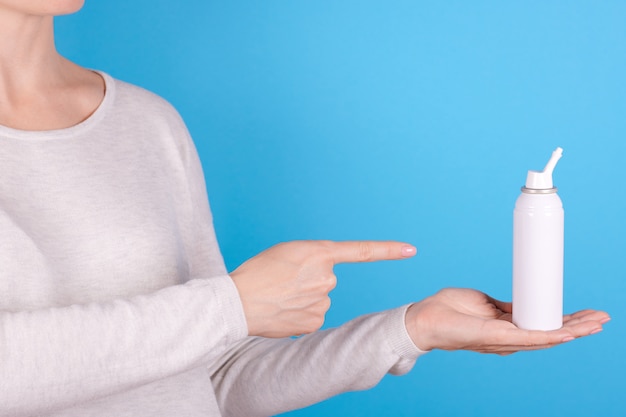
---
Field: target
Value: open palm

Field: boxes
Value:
[405,288,609,354]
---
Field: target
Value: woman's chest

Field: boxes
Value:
[0,149,192,310]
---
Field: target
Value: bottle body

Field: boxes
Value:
[512,190,564,330]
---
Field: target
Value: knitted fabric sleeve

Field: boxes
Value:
[211,304,427,417]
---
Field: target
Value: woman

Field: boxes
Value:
[0,1,609,416]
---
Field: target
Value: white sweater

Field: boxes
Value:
[0,72,425,417]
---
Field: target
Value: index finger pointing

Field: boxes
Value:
[328,241,417,264]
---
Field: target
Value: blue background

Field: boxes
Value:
[57,2,624,416]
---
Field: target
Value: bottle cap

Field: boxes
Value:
[525,147,563,190]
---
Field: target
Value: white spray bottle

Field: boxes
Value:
[512,147,564,331]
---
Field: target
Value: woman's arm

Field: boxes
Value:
[210,305,425,417]
[0,276,247,417]
[210,288,609,417]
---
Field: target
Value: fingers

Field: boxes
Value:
[564,309,610,324]
[499,309,610,351]
[561,310,610,337]
[327,240,417,264]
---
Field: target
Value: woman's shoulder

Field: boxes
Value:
[95,72,194,154]
[103,73,181,119]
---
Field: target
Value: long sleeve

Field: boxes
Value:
[0,73,249,416]
[0,277,247,417]
[210,305,427,417]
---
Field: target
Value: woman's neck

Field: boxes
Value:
[0,12,61,93]
[0,11,105,131]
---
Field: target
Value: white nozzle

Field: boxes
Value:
[525,147,563,189]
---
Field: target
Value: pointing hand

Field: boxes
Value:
[230,240,416,338]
